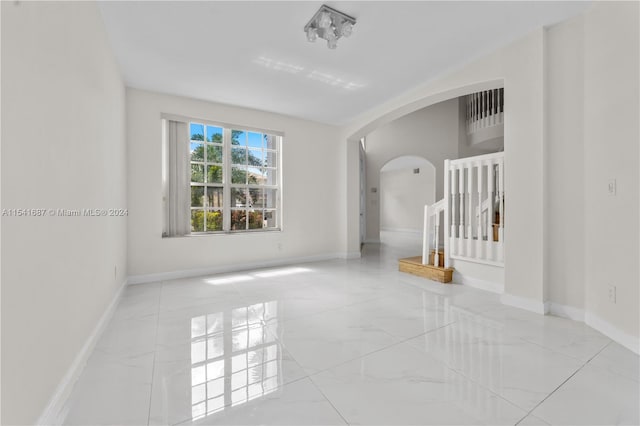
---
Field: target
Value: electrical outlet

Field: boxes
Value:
[608,285,616,303]
[608,179,616,196]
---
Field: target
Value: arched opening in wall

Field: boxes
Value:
[351,80,505,262]
[379,156,435,246]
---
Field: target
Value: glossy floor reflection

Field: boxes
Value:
[62,232,639,425]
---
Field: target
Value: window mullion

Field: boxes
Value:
[223,129,231,231]
[244,144,249,231]
[203,141,208,232]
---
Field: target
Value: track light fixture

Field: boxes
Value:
[304,4,356,50]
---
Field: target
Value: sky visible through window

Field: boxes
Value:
[189,124,263,148]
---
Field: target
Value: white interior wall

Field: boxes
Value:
[1,2,127,424]
[546,15,586,315]
[343,138,362,256]
[126,89,343,280]
[501,29,546,307]
[545,2,639,350]
[364,99,460,243]
[380,165,436,233]
[583,2,639,343]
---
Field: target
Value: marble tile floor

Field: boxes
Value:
[62,232,639,425]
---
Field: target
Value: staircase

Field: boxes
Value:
[399,151,505,283]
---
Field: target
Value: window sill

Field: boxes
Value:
[163,228,282,238]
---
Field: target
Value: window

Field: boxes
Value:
[189,123,224,231]
[184,120,281,234]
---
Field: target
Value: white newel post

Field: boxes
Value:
[422,204,430,265]
[443,160,451,268]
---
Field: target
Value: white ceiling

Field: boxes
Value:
[98,1,589,125]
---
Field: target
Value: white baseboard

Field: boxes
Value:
[454,272,504,294]
[37,279,128,425]
[363,239,381,244]
[501,293,549,315]
[548,302,585,322]
[340,251,362,260]
[585,312,640,355]
[380,227,422,235]
[128,252,348,285]
[509,300,638,355]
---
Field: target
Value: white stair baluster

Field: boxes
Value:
[444,160,451,268]
[489,90,496,126]
[451,166,458,253]
[498,158,505,261]
[458,167,465,255]
[471,94,475,131]
[495,89,499,125]
[422,205,430,265]
[471,93,478,132]
[434,210,440,267]
[487,160,495,260]
[481,91,483,126]
[476,162,484,258]
[498,89,504,123]
[477,92,481,130]
[477,92,480,129]
[466,95,471,133]
[467,164,474,256]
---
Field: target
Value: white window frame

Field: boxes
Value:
[166,113,283,235]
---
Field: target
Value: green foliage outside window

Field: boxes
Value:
[191,210,223,232]
[230,210,263,230]
[191,209,264,232]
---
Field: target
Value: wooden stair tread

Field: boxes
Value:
[398,256,453,283]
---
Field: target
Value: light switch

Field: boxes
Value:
[607,179,616,196]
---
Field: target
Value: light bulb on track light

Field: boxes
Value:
[306,27,318,42]
[341,21,353,37]
[318,11,332,29]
